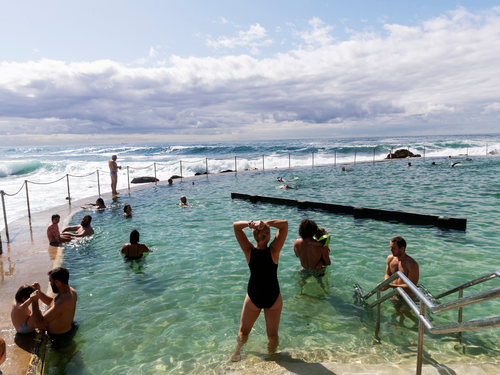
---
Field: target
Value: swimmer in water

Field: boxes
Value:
[82,198,106,209]
[451,162,461,168]
[431,162,436,165]
[123,204,133,217]
[179,196,189,206]
[407,162,412,167]
[277,177,284,182]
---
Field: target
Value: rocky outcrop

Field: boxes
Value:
[169,175,182,179]
[221,170,234,173]
[194,172,209,176]
[386,149,421,159]
[131,177,159,184]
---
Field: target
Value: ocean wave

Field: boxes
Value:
[0,160,43,178]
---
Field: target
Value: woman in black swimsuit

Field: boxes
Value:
[230,219,288,362]
[120,230,150,260]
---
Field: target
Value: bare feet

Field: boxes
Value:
[229,353,241,362]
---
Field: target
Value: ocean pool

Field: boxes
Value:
[44,157,500,374]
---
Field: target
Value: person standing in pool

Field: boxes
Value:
[294,219,331,277]
[108,155,122,195]
[380,236,419,297]
[30,267,78,348]
[231,219,288,362]
[120,230,150,260]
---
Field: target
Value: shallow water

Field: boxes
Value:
[44,156,500,374]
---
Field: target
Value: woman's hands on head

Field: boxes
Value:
[249,220,265,230]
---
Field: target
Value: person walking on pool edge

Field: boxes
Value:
[109,155,122,195]
[230,219,288,362]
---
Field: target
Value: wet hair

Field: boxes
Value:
[180,196,187,202]
[96,198,105,207]
[124,204,131,212]
[391,236,407,250]
[253,223,270,242]
[83,214,92,224]
[15,284,36,302]
[51,214,60,221]
[48,267,70,284]
[298,219,318,239]
[316,227,328,237]
[0,337,5,359]
[130,230,140,244]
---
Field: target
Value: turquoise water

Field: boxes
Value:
[44,156,500,374]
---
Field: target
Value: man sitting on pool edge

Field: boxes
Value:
[380,236,419,300]
[30,267,78,348]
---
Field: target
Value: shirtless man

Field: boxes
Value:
[294,219,331,277]
[30,267,78,348]
[381,236,419,297]
[108,155,122,195]
[61,215,94,238]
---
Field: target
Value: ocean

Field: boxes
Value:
[2,134,500,374]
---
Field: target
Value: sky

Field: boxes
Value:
[0,0,499,146]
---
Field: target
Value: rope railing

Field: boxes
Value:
[0,144,485,244]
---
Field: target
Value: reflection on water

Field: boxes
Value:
[44,158,500,374]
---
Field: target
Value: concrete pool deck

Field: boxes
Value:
[1,175,500,375]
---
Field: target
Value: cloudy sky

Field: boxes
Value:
[1,0,499,146]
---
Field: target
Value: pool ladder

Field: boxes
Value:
[354,271,500,375]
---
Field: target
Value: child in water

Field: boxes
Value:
[11,285,37,334]
[313,228,331,271]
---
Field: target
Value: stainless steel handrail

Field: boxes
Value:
[354,271,500,375]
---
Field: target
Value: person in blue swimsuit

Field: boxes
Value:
[230,219,288,362]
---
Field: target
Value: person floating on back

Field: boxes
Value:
[380,236,419,301]
[11,285,37,334]
[82,198,106,209]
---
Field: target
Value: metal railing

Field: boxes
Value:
[354,271,500,374]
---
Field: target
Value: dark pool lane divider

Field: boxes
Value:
[231,193,467,231]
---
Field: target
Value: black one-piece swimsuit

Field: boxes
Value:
[247,247,280,309]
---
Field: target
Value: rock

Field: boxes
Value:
[221,170,234,173]
[386,149,421,159]
[194,172,209,176]
[131,176,159,184]
[169,175,182,179]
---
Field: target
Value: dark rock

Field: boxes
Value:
[221,170,234,173]
[194,172,209,176]
[386,149,421,159]
[131,176,159,184]
[169,175,182,179]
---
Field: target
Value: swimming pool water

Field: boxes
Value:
[44,157,500,374]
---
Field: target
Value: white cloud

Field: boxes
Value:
[149,47,158,58]
[220,17,229,24]
[1,8,500,142]
[296,17,334,46]
[207,24,274,53]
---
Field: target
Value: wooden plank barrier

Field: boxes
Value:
[231,193,467,231]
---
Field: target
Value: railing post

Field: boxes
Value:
[154,163,157,186]
[206,158,208,174]
[25,180,31,220]
[375,290,381,338]
[458,289,463,323]
[423,146,425,160]
[288,153,291,169]
[262,154,265,171]
[127,166,130,190]
[312,152,314,168]
[486,143,488,156]
[66,174,71,207]
[1,190,9,243]
[373,148,375,164]
[334,150,336,166]
[180,161,183,178]
[97,170,101,197]
[416,301,425,375]
[354,149,357,164]
[234,156,237,173]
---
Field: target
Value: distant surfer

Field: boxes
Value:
[108,155,122,195]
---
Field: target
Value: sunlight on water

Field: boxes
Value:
[44,157,500,374]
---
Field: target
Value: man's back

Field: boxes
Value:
[294,237,330,269]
